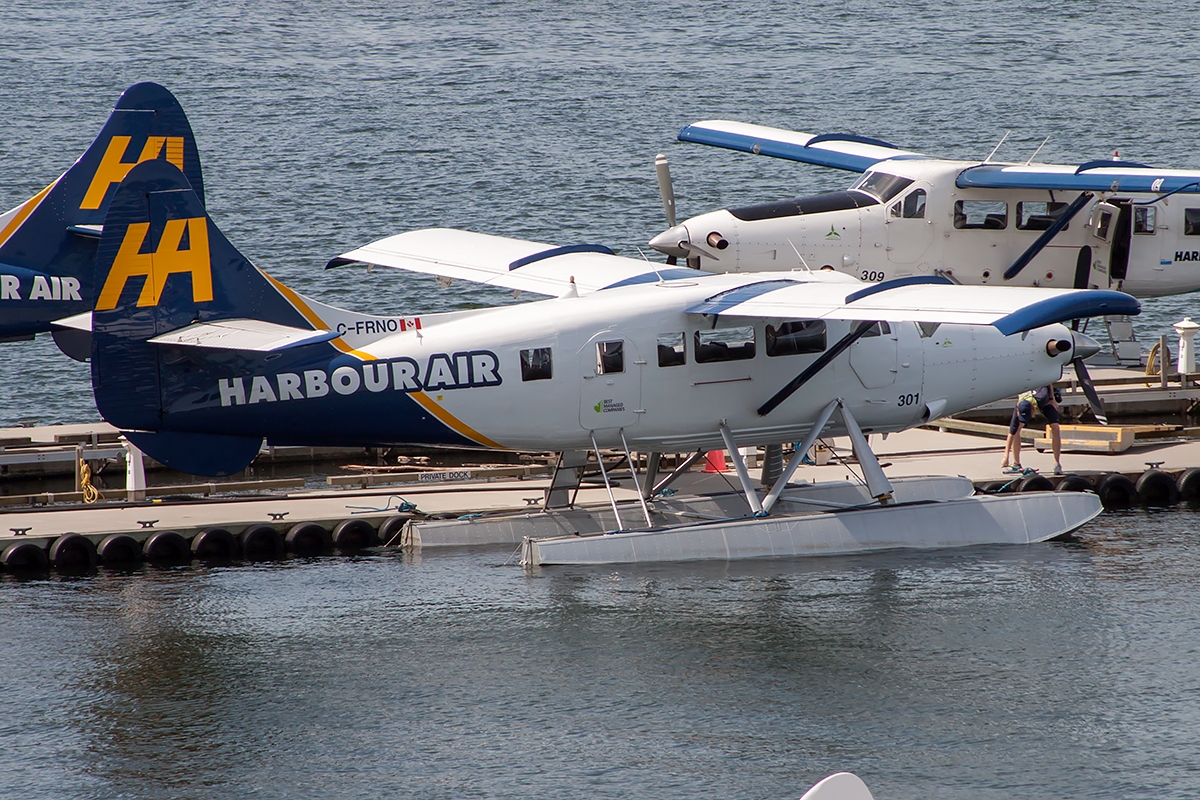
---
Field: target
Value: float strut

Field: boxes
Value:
[590,432,625,531]
[619,430,654,528]
[718,423,764,515]
[837,403,894,504]
[761,399,841,514]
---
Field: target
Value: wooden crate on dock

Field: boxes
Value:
[1036,422,1147,453]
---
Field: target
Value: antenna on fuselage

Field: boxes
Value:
[634,246,669,283]
[785,238,812,272]
[1025,135,1051,165]
[983,130,1011,163]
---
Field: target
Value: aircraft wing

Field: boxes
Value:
[329,228,700,296]
[957,162,1200,194]
[688,277,1140,335]
[677,120,925,173]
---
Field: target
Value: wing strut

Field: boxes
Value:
[757,320,877,416]
[1003,192,1094,281]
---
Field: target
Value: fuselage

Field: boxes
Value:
[163,272,1077,453]
[661,159,1200,298]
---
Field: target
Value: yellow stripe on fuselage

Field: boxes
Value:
[260,268,376,361]
[0,178,59,247]
[257,270,500,446]
[409,391,506,449]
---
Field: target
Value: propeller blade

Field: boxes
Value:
[1003,192,1093,280]
[655,154,677,228]
[1072,357,1108,425]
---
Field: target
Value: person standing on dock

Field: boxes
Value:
[1002,385,1063,475]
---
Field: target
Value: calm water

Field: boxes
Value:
[3,1,1200,797]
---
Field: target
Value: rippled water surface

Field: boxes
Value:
[3,2,1200,797]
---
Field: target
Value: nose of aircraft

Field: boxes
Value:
[1072,331,1102,361]
[649,224,690,258]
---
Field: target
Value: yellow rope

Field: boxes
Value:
[79,459,101,504]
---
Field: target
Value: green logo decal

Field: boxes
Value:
[594,401,603,413]
[825,225,840,240]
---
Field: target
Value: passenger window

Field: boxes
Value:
[1133,206,1157,234]
[954,200,1007,230]
[1017,201,1070,231]
[859,321,892,338]
[766,320,826,356]
[657,332,685,367]
[596,341,624,374]
[695,326,756,363]
[1184,208,1200,235]
[1094,210,1113,241]
[520,347,552,381]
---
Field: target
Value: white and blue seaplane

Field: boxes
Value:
[648,121,1200,362]
[89,160,1138,566]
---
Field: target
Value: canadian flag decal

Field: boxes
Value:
[400,316,422,331]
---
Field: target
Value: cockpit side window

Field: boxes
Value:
[890,188,926,219]
[858,321,892,338]
[766,320,826,356]
[852,172,913,203]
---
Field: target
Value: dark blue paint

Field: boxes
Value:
[508,243,614,270]
[992,290,1142,336]
[685,279,799,315]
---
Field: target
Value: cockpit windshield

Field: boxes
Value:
[851,171,913,202]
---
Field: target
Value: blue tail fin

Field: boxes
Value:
[92,161,479,477]
[0,82,204,357]
[91,159,313,475]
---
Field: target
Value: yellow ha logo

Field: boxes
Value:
[95,218,212,311]
[81,135,185,210]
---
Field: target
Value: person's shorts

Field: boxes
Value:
[1009,399,1060,434]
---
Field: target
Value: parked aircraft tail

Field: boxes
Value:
[0,82,204,358]
[91,159,418,476]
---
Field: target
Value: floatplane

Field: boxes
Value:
[87,159,1138,565]
[648,121,1200,362]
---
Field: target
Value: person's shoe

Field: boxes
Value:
[1053,463,1064,475]
[1003,464,1023,474]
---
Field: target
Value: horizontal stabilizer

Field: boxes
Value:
[51,311,92,331]
[124,430,262,478]
[148,319,339,352]
[332,228,698,296]
[678,120,925,173]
